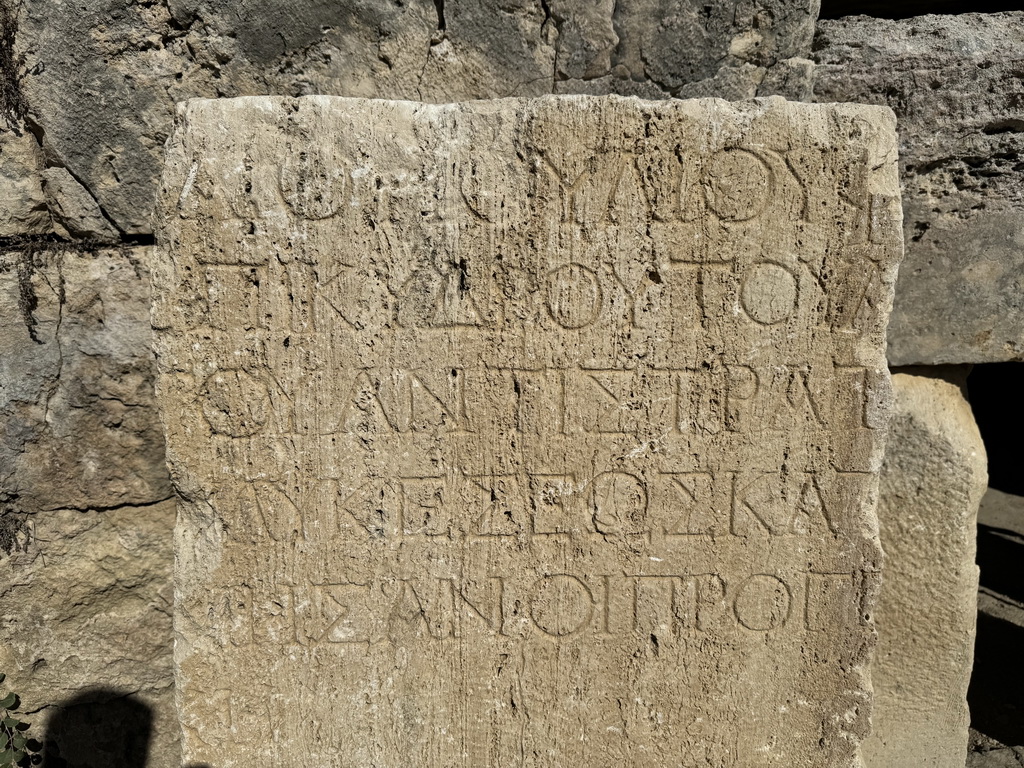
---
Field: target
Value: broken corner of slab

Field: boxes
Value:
[153,95,903,768]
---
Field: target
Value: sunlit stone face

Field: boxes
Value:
[153,95,902,768]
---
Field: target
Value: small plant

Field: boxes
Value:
[0,674,41,767]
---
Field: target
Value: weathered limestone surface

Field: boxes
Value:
[154,95,901,766]
[0,247,177,761]
[0,500,177,768]
[0,127,49,237]
[11,0,818,236]
[865,370,987,768]
[0,247,171,513]
[813,13,1024,365]
[2,3,819,761]
[552,0,818,100]
[41,168,121,242]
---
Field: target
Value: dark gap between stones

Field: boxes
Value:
[967,362,1024,496]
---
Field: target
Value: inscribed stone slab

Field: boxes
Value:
[153,95,902,767]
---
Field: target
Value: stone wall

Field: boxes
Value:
[0,1,1017,766]
[814,12,1024,365]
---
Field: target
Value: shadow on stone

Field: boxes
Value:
[967,363,1024,495]
[42,688,152,768]
[968,611,1024,747]
[977,524,1024,605]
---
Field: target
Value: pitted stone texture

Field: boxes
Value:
[13,0,816,236]
[0,247,172,513]
[866,370,987,768]
[813,12,1024,365]
[0,500,177,768]
[154,95,901,767]
[551,0,818,100]
[0,245,175,765]
[0,127,49,237]
[41,168,120,241]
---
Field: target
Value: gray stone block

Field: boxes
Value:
[0,500,177,768]
[0,246,171,513]
[813,12,1024,365]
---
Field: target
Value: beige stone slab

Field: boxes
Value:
[153,95,902,767]
[865,371,987,768]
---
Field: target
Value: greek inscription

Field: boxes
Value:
[530,474,578,537]
[828,249,884,334]
[221,571,832,645]
[400,477,450,537]
[732,574,792,631]
[279,144,347,220]
[466,474,525,538]
[739,262,799,325]
[591,471,648,535]
[227,469,856,545]
[294,583,373,645]
[528,574,595,637]
[199,362,871,441]
[337,369,472,434]
[536,152,647,226]
[201,370,271,437]
[394,263,492,328]
[387,579,450,641]
[705,149,772,222]
[633,574,747,635]
[545,263,603,328]
[226,150,261,220]
[164,99,897,767]
[248,481,309,542]
[731,472,837,538]
[331,479,391,538]
[460,157,502,221]
[208,586,253,647]
[580,370,633,434]
[659,472,719,537]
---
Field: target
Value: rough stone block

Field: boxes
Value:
[41,167,120,242]
[0,246,172,513]
[0,499,178,768]
[551,0,818,100]
[0,126,49,237]
[866,370,987,767]
[0,245,176,762]
[813,13,1024,365]
[13,0,817,236]
[154,95,901,766]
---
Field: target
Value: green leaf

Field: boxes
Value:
[0,695,15,710]
[9,738,22,751]
[0,720,17,730]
